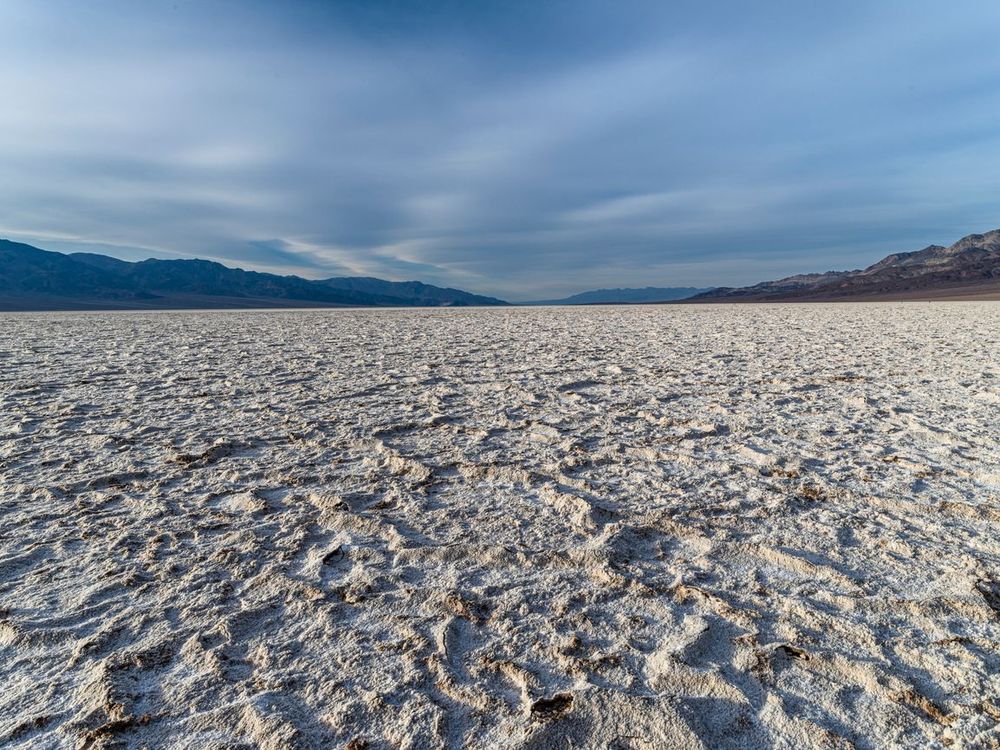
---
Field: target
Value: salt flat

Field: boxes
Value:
[1,303,999,749]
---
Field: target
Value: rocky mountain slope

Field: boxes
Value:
[690,229,1000,302]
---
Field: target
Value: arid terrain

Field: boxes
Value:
[689,230,1000,303]
[2,304,999,749]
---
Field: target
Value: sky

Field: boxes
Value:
[2,1,1000,301]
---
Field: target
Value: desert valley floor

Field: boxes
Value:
[1,303,999,749]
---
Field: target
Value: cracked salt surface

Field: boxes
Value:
[1,303,999,749]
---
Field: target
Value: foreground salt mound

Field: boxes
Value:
[1,304,998,749]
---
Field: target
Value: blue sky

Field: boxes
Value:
[2,0,999,300]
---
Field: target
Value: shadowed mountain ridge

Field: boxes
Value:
[0,240,508,310]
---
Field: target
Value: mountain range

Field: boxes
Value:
[4,229,1000,311]
[0,240,508,310]
[689,229,1000,302]
[528,287,710,305]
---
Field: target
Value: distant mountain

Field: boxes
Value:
[319,276,507,307]
[529,287,710,305]
[689,229,1000,302]
[0,239,508,310]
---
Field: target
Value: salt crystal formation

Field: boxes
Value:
[1,304,998,748]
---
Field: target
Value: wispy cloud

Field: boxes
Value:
[2,0,999,299]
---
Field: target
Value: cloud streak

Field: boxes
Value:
[2,0,999,299]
